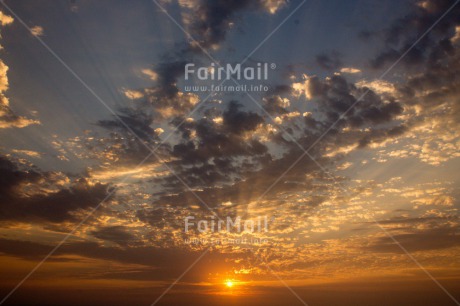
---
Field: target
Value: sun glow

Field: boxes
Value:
[225,280,234,288]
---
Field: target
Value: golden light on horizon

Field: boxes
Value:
[225,280,234,288]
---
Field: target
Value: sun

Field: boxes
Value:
[225,280,234,288]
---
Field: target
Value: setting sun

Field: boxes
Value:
[225,280,234,288]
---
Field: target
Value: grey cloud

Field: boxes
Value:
[0,155,114,224]
[0,238,253,282]
[370,0,460,69]
[365,227,460,253]
[184,0,286,49]
[91,226,135,246]
[315,51,342,71]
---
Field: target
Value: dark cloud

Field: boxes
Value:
[0,155,113,224]
[362,212,460,253]
[223,101,264,134]
[368,0,460,133]
[0,238,252,282]
[370,0,460,69]
[0,155,41,196]
[91,226,135,246]
[149,142,332,213]
[188,0,254,49]
[153,59,189,98]
[263,95,289,115]
[269,84,294,96]
[185,0,286,49]
[397,49,460,121]
[98,107,157,142]
[365,227,460,253]
[93,107,170,165]
[0,99,38,129]
[376,215,457,225]
[315,51,342,71]
[149,101,271,189]
[296,74,405,148]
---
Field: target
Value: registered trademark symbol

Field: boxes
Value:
[270,63,276,69]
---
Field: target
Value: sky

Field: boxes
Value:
[0,0,459,305]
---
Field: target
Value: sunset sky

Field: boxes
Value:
[0,0,460,305]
